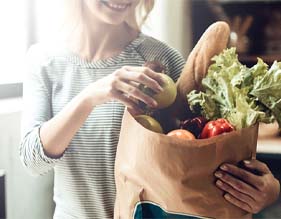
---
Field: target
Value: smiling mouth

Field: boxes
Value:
[100,1,131,12]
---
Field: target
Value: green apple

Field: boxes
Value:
[154,74,177,109]
[134,115,163,133]
[141,73,177,109]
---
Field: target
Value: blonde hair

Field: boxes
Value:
[62,0,155,32]
[127,0,155,30]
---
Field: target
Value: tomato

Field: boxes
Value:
[167,129,196,140]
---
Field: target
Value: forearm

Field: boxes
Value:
[39,65,165,157]
[40,86,95,158]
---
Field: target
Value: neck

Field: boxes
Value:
[72,10,139,62]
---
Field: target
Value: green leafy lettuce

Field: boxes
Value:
[187,48,280,130]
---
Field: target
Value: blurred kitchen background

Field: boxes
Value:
[0,0,280,219]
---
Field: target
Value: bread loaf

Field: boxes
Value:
[177,21,230,99]
[148,22,230,132]
[172,21,230,120]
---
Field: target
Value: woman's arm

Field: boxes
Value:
[214,159,280,213]
[39,66,164,158]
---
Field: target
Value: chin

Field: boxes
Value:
[102,16,127,26]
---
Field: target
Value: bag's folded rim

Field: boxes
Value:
[125,109,259,146]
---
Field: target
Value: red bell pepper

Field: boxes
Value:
[200,118,234,139]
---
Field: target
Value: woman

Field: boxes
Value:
[20,0,279,218]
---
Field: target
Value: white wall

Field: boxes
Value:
[142,0,192,59]
[0,99,54,219]
[0,1,192,218]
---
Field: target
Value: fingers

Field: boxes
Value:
[243,159,271,175]
[110,66,169,109]
[215,160,280,214]
[115,68,162,94]
[215,169,258,199]
[218,163,264,190]
[122,66,165,89]
[127,107,142,116]
[216,179,255,205]
[111,90,142,114]
[116,80,158,108]
[214,169,263,213]
[223,193,255,213]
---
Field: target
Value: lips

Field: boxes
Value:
[101,1,131,12]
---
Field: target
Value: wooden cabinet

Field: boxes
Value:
[191,0,281,66]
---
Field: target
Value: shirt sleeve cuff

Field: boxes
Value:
[36,125,65,163]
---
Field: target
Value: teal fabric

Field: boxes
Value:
[134,202,212,219]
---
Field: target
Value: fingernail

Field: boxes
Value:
[158,77,165,83]
[156,87,163,93]
[158,86,164,92]
[216,180,223,186]
[220,165,228,170]
[215,172,223,178]
[151,100,158,107]
[224,194,230,200]
[244,160,251,165]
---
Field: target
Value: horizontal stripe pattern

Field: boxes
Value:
[19,33,185,219]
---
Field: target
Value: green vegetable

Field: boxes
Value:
[250,61,281,128]
[187,48,279,130]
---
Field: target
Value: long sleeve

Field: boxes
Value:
[160,46,185,82]
[19,45,64,176]
[17,33,189,218]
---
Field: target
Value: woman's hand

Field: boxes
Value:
[84,66,164,114]
[214,159,280,214]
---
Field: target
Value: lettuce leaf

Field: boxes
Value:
[250,61,281,128]
[187,48,278,130]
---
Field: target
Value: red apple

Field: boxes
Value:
[167,129,196,140]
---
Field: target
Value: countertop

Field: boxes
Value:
[257,123,281,155]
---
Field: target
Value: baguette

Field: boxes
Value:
[177,21,230,99]
[173,21,230,120]
[147,22,230,132]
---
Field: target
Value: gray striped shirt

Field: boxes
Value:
[20,33,185,219]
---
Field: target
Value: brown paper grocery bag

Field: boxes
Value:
[114,110,258,219]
